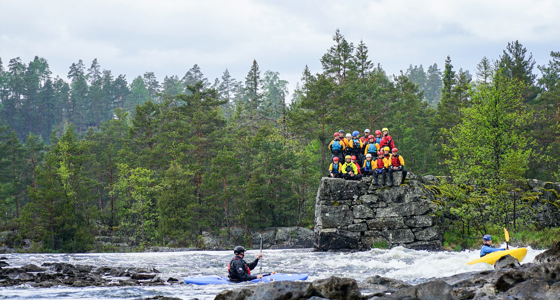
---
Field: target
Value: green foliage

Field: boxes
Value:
[1,32,559,253]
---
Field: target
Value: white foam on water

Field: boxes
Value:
[0,246,545,300]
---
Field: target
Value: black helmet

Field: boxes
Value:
[233,246,246,255]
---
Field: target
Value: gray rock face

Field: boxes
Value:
[535,241,560,264]
[314,176,442,251]
[494,254,521,270]
[386,280,455,300]
[359,275,411,297]
[215,276,361,300]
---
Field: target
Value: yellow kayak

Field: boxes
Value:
[467,248,527,265]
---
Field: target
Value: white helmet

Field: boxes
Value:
[366,153,372,158]
[345,133,351,138]
[364,129,370,133]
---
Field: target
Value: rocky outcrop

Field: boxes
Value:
[494,254,521,269]
[314,174,442,251]
[215,276,361,300]
[214,260,560,300]
[535,240,560,264]
[0,261,170,288]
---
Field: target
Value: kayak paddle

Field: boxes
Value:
[504,228,509,249]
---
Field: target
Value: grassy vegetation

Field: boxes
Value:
[443,225,560,251]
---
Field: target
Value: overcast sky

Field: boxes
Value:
[1,0,559,95]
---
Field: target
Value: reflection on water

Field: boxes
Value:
[0,245,543,300]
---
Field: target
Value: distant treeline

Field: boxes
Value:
[0,29,558,252]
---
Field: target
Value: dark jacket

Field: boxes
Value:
[228,256,260,281]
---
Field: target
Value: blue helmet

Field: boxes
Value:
[352,131,359,137]
[483,235,492,241]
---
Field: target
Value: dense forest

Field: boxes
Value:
[0,29,559,252]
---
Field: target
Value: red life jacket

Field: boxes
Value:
[391,155,402,167]
[228,256,250,279]
[376,158,385,169]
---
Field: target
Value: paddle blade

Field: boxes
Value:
[504,228,509,242]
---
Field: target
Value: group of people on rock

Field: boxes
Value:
[327,128,407,186]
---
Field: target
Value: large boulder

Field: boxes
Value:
[383,280,455,300]
[214,281,312,300]
[358,275,411,297]
[534,241,560,264]
[214,276,361,300]
[310,276,361,300]
[494,254,520,270]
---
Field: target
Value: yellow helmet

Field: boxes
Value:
[382,127,388,132]
[383,146,390,151]
[345,155,351,160]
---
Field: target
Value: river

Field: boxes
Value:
[0,245,543,300]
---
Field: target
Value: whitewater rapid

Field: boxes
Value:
[0,245,543,300]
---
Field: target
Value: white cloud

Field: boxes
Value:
[1,0,559,94]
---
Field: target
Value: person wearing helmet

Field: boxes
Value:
[480,235,508,257]
[374,130,383,145]
[349,131,364,165]
[338,129,345,141]
[379,128,395,150]
[388,148,407,186]
[362,153,375,176]
[360,129,371,145]
[342,155,361,180]
[373,151,388,185]
[364,135,379,157]
[328,132,346,163]
[328,157,343,178]
[343,133,352,156]
[228,246,263,282]
[351,155,362,175]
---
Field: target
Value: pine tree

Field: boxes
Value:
[143,72,160,101]
[353,40,373,79]
[476,56,494,84]
[424,63,443,104]
[320,29,355,85]
[498,41,538,102]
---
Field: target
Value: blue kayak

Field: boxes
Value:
[184,273,309,285]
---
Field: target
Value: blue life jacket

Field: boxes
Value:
[367,144,377,153]
[480,245,505,257]
[375,137,382,144]
[331,140,342,152]
[365,160,373,170]
[352,138,361,150]
[332,163,340,173]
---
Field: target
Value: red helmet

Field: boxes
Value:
[375,130,382,135]
[351,155,357,160]
[333,157,339,162]
[377,151,384,156]
[392,148,398,153]
[368,135,374,139]
[334,132,339,137]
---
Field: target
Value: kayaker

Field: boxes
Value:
[228,246,263,281]
[480,234,509,257]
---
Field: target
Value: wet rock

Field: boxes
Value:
[15,272,34,281]
[214,280,312,300]
[23,264,47,272]
[311,276,361,300]
[131,273,157,280]
[139,296,183,300]
[359,275,411,296]
[385,280,455,300]
[504,279,556,299]
[494,254,520,270]
[0,261,9,267]
[167,277,178,282]
[534,240,560,264]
